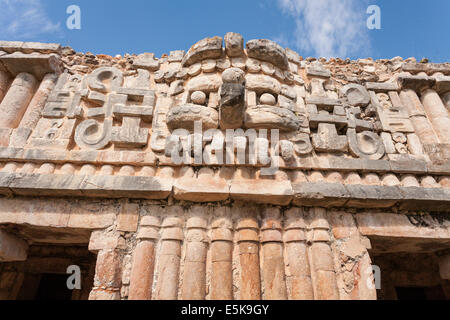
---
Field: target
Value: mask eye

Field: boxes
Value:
[190,91,207,105]
[259,93,277,106]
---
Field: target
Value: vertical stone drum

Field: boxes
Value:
[154,210,184,300]
[11,73,58,147]
[18,73,57,130]
[181,207,208,300]
[0,73,37,128]
[399,89,439,145]
[210,207,234,300]
[421,89,450,142]
[284,208,314,300]
[309,208,339,300]
[237,211,262,300]
[128,216,160,300]
[89,249,123,300]
[261,208,288,300]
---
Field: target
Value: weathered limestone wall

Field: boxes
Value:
[0,34,449,300]
[1,196,449,300]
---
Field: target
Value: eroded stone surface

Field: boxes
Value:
[0,37,449,301]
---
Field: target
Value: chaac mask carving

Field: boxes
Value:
[33,33,400,164]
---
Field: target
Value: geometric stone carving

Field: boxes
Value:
[86,67,123,93]
[42,72,83,119]
[30,118,77,149]
[74,67,155,150]
[340,84,370,107]
[371,91,414,133]
[132,53,160,71]
[312,123,348,152]
[75,119,113,150]
[347,128,385,160]
[291,132,313,155]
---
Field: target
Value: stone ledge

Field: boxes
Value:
[0,172,448,209]
[0,147,448,175]
[0,172,172,200]
[0,41,61,54]
[0,52,63,80]
[292,182,450,212]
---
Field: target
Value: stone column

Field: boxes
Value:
[181,209,208,300]
[420,89,450,142]
[309,208,339,300]
[89,249,123,300]
[237,213,261,300]
[261,208,287,300]
[0,71,10,103]
[210,208,233,300]
[18,73,56,129]
[10,73,57,147]
[128,216,160,300]
[0,73,37,129]
[399,89,439,145]
[284,208,314,300]
[154,213,184,300]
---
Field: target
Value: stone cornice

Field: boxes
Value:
[0,146,448,175]
[0,171,448,211]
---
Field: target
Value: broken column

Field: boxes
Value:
[89,249,123,300]
[0,72,37,129]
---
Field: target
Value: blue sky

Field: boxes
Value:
[0,0,449,62]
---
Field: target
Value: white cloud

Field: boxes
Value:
[0,0,61,40]
[278,0,370,58]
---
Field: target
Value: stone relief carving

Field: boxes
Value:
[27,33,435,164]
[74,67,155,150]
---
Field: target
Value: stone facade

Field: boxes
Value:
[0,34,449,300]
